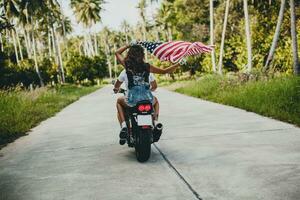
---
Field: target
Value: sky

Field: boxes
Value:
[61,0,161,35]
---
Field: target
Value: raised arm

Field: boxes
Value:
[150,63,180,74]
[115,45,130,67]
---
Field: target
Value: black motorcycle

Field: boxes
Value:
[117,88,162,162]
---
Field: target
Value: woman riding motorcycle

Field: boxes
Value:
[114,44,180,145]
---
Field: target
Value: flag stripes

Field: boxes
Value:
[137,41,213,63]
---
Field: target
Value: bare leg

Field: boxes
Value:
[116,96,127,125]
[153,96,160,121]
[117,112,122,125]
[116,97,128,145]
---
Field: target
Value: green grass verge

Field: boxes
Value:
[175,75,300,126]
[0,85,101,146]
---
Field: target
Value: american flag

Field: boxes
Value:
[137,41,214,63]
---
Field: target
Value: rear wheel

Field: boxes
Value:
[135,129,151,162]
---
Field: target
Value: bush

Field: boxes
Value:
[0,53,40,88]
[65,53,108,84]
[0,51,60,88]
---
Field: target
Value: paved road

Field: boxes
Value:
[1,86,300,200]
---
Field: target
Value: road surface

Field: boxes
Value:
[1,86,300,200]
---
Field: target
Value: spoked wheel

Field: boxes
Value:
[135,129,152,162]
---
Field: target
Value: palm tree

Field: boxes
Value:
[100,27,113,79]
[290,0,299,75]
[11,28,20,63]
[137,0,147,42]
[3,0,20,63]
[17,0,60,86]
[157,2,173,41]
[210,0,217,72]
[243,0,252,72]
[137,0,149,61]
[15,27,23,60]
[218,0,230,75]
[56,15,73,59]
[71,0,104,56]
[264,0,286,71]
[121,20,130,44]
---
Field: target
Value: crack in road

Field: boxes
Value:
[153,144,202,200]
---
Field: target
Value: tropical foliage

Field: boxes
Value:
[0,0,299,89]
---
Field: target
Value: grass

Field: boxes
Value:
[0,85,101,146]
[174,74,300,126]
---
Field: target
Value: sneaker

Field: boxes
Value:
[119,139,126,145]
[119,127,127,145]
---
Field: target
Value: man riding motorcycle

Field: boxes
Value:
[114,44,180,145]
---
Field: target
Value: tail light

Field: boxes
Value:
[144,105,151,112]
[138,105,145,112]
[138,104,151,112]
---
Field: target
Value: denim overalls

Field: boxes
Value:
[126,65,154,107]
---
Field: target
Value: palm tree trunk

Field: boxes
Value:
[94,33,98,55]
[52,25,65,83]
[84,35,88,56]
[264,0,286,71]
[78,42,82,55]
[51,28,58,64]
[57,35,65,83]
[27,30,34,58]
[167,26,173,41]
[164,30,168,41]
[62,20,69,59]
[243,0,252,72]
[11,30,20,64]
[88,33,95,56]
[48,27,52,57]
[290,0,299,75]
[218,0,230,75]
[85,34,93,57]
[83,36,87,56]
[0,33,4,52]
[16,29,24,60]
[106,47,112,79]
[23,29,31,58]
[142,25,148,61]
[102,38,112,79]
[84,38,88,56]
[32,35,44,86]
[114,44,117,78]
[210,0,217,72]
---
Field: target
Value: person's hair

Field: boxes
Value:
[124,45,148,73]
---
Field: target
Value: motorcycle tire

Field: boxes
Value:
[135,129,151,162]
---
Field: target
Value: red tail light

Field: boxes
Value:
[138,105,145,112]
[144,105,151,111]
[138,104,151,112]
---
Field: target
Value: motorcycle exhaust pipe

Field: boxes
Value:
[155,123,163,131]
[153,123,163,142]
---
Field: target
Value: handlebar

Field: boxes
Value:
[113,88,127,94]
[118,88,127,94]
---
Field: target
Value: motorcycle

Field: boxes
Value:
[116,88,162,162]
